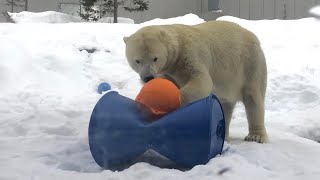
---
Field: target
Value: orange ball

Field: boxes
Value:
[135,78,181,119]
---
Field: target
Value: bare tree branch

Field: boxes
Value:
[2,11,15,23]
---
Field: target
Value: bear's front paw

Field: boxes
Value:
[244,134,269,143]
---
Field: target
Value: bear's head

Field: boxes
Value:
[123,26,169,83]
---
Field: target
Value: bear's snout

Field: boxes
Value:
[141,75,154,83]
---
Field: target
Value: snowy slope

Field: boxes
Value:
[0,13,320,180]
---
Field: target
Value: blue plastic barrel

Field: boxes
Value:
[88,91,225,169]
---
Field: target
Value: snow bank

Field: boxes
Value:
[141,13,205,26]
[8,11,83,23]
[8,11,202,25]
[8,11,134,24]
[310,5,320,18]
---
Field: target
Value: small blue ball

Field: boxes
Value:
[97,82,111,94]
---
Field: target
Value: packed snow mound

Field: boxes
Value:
[8,11,202,25]
[141,13,205,26]
[8,11,83,23]
[310,5,320,18]
[8,11,135,24]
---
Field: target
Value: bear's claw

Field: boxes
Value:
[245,134,269,143]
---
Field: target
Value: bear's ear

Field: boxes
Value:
[123,37,129,43]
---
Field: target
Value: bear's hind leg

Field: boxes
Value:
[243,87,268,143]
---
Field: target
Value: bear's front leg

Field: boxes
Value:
[179,71,213,106]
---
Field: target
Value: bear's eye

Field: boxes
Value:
[153,58,158,62]
[135,60,140,64]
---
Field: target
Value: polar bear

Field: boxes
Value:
[123,21,268,143]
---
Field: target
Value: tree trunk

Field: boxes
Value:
[24,0,28,11]
[11,0,14,13]
[114,0,118,23]
[2,11,15,23]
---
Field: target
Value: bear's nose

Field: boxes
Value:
[142,75,154,83]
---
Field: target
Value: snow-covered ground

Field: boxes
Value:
[0,13,320,180]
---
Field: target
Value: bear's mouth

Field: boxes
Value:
[141,75,155,83]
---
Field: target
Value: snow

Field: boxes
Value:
[0,12,320,179]
[98,17,135,24]
[8,11,83,23]
[8,11,135,24]
[140,13,205,26]
[310,5,320,18]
